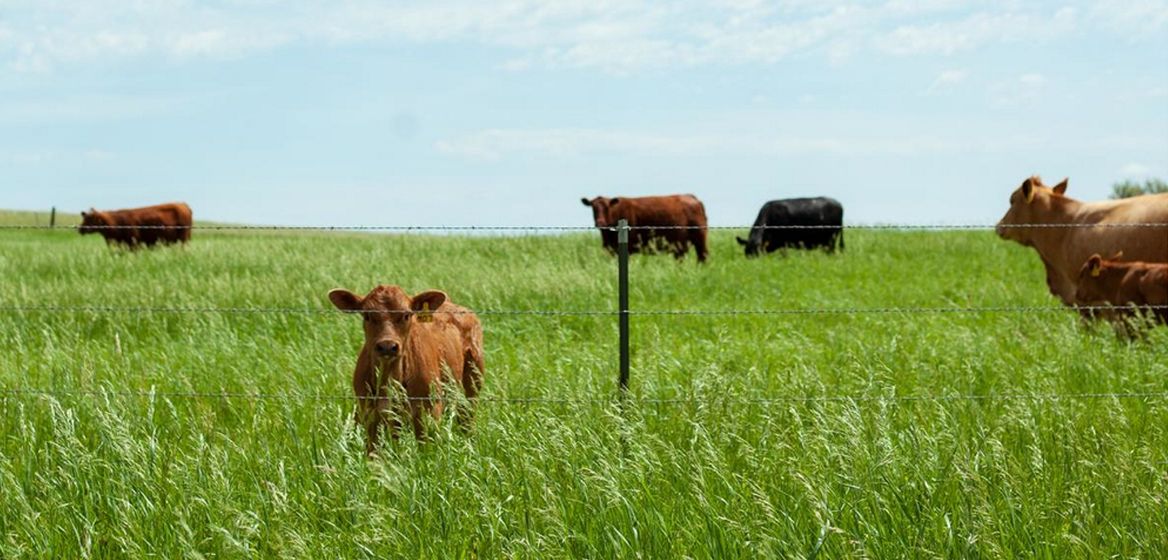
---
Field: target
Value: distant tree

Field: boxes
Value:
[1111,178,1168,199]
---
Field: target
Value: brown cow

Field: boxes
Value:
[580,194,709,262]
[329,285,484,452]
[1075,254,1168,325]
[995,176,1168,305]
[79,202,193,249]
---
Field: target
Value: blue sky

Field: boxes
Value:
[1,0,1166,227]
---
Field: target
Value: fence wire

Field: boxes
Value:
[3,387,1167,405]
[1,304,1165,316]
[4,223,1168,231]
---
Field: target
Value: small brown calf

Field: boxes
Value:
[329,285,484,452]
[1075,254,1168,326]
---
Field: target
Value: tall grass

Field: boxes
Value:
[1,218,1166,558]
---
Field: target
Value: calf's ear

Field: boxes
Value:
[581,198,592,206]
[1086,254,1103,277]
[1052,178,1068,195]
[736,237,748,246]
[328,289,364,311]
[411,290,448,313]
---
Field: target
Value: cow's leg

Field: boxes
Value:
[457,350,485,433]
[691,228,709,263]
[356,401,382,456]
[409,400,431,442]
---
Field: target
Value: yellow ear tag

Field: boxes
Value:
[1090,266,1101,278]
[418,302,434,323]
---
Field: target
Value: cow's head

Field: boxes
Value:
[78,208,109,235]
[736,235,766,257]
[581,196,620,228]
[329,285,447,364]
[995,175,1068,245]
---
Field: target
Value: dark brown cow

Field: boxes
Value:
[329,285,485,452]
[1075,254,1168,325]
[79,202,193,249]
[580,194,709,262]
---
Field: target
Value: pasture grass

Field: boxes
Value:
[1,216,1166,558]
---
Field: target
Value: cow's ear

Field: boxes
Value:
[328,289,364,311]
[736,237,748,246]
[610,197,621,205]
[581,198,592,206]
[1052,178,1068,195]
[1022,177,1036,203]
[410,290,447,313]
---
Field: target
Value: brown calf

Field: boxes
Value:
[329,285,484,451]
[1075,254,1168,325]
[581,194,709,262]
[79,202,193,249]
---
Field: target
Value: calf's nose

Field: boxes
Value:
[375,340,401,357]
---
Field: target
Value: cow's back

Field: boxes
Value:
[1067,194,1168,277]
[614,195,706,227]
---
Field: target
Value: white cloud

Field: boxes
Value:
[1119,162,1153,176]
[926,69,968,94]
[0,1,1154,74]
[435,125,1053,161]
[1090,0,1168,36]
[876,8,1077,56]
[0,94,186,123]
[989,73,1048,106]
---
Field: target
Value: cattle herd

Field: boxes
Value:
[70,175,1167,450]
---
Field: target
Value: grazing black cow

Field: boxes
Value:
[736,197,844,257]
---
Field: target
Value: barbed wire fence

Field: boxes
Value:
[3,219,1167,408]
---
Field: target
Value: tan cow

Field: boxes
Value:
[995,176,1168,305]
[329,285,484,452]
[1075,254,1168,325]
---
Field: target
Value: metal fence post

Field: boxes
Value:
[49,207,56,228]
[618,219,630,393]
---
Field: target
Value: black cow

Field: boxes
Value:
[736,197,844,257]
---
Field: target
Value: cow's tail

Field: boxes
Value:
[838,228,845,252]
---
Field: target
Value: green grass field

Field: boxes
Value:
[2,210,1166,558]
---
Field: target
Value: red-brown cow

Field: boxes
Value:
[1075,254,1168,326]
[996,176,1168,305]
[580,194,709,262]
[329,285,484,452]
[79,202,193,249]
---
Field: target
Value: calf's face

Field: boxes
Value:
[1075,254,1116,305]
[329,286,448,363]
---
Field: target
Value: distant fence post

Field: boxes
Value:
[618,219,630,393]
[49,207,56,228]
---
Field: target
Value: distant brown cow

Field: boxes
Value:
[329,285,484,452]
[995,176,1168,305]
[79,202,193,249]
[580,194,709,262]
[1075,254,1168,325]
